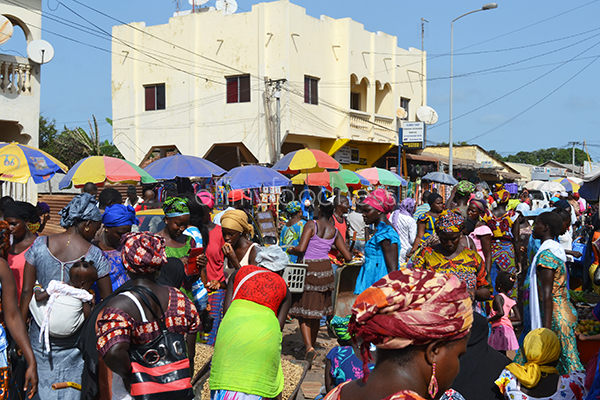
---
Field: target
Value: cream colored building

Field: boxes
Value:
[1,0,42,201]
[112,0,426,170]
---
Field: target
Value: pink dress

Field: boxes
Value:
[488,293,519,351]
[469,225,492,261]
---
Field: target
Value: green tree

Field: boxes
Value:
[65,115,123,159]
[487,150,504,161]
[503,147,590,166]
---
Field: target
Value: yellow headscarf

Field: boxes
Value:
[505,328,560,388]
[221,209,254,237]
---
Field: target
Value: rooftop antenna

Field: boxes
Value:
[0,15,14,46]
[189,0,209,13]
[27,39,54,64]
[421,17,429,106]
[173,0,181,12]
[215,0,237,15]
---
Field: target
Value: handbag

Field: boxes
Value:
[127,286,193,400]
[200,309,214,334]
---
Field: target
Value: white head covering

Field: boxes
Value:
[255,246,288,272]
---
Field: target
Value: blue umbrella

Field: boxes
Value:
[144,154,226,179]
[220,165,291,189]
[422,171,459,186]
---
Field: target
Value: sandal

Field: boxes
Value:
[305,348,317,367]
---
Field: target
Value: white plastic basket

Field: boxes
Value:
[283,263,308,293]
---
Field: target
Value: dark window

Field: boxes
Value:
[400,97,409,120]
[350,92,360,110]
[144,84,166,111]
[226,75,251,103]
[304,76,318,105]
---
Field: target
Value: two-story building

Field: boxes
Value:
[1,0,42,201]
[112,0,426,171]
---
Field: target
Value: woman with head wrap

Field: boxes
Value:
[496,328,585,400]
[157,197,197,262]
[324,269,473,400]
[391,198,418,265]
[410,192,445,256]
[280,201,306,263]
[408,211,492,302]
[446,180,476,218]
[466,198,493,276]
[210,246,292,399]
[221,209,260,270]
[514,212,583,375]
[19,193,111,400]
[354,189,400,295]
[4,201,39,300]
[97,232,200,399]
[92,204,139,291]
[289,200,352,363]
[481,185,521,299]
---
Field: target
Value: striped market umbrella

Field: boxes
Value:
[337,169,370,189]
[291,171,348,192]
[357,167,405,187]
[220,165,291,189]
[0,142,67,184]
[553,178,580,192]
[59,156,157,189]
[272,149,340,174]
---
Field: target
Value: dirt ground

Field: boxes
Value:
[281,320,338,400]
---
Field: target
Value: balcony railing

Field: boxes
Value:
[0,58,32,95]
[373,114,395,139]
[349,110,371,133]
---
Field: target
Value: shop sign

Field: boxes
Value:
[400,122,425,149]
[531,166,566,176]
[334,145,360,164]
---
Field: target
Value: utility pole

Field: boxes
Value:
[568,141,581,175]
[268,79,286,162]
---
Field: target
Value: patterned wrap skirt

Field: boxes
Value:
[490,240,517,299]
[289,259,334,320]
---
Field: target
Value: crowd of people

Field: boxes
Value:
[0,178,596,400]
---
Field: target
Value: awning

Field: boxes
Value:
[404,153,440,163]
[423,153,482,170]
[499,171,524,180]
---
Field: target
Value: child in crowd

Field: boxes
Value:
[324,317,375,393]
[488,271,520,355]
[30,259,96,351]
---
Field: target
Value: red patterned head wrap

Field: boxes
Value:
[363,188,396,214]
[349,269,473,380]
[435,209,465,233]
[0,221,9,259]
[121,232,168,275]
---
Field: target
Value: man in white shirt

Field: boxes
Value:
[123,185,143,210]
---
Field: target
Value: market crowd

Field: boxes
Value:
[0,179,597,400]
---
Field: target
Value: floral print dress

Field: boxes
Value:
[325,346,374,386]
[495,369,585,400]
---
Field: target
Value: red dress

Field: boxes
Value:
[206,226,225,282]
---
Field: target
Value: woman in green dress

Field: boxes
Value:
[156,197,196,261]
[280,201,305,263]
[517,211,583,374]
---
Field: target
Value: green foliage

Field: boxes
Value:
[502,147,590,166]
[38,115,123,168]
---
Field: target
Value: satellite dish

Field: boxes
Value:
[27,39,54,64]
[189,0,209,5]
[215,0,237,15]
[396,107,407,119]
[0,15,13,46]
[416,106,439,125]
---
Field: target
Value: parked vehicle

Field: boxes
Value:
[529,190,552,210]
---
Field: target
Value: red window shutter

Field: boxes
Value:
[145,86,155,110]
[310,78,318,105]
[304,76,310,103]
[227,78,238,103]
[239,75,251,103]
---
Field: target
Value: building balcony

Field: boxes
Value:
[373,114,395,140]
[0,55,33,95]
[348,110,396,143]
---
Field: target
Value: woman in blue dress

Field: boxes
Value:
[354,189,400,295]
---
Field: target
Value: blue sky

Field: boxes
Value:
[3,0,600,160]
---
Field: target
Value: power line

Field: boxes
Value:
[429,37,600,132]
[465,53,600,143]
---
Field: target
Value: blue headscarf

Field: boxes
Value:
[59,193,102,228]
[102,204,139,227]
